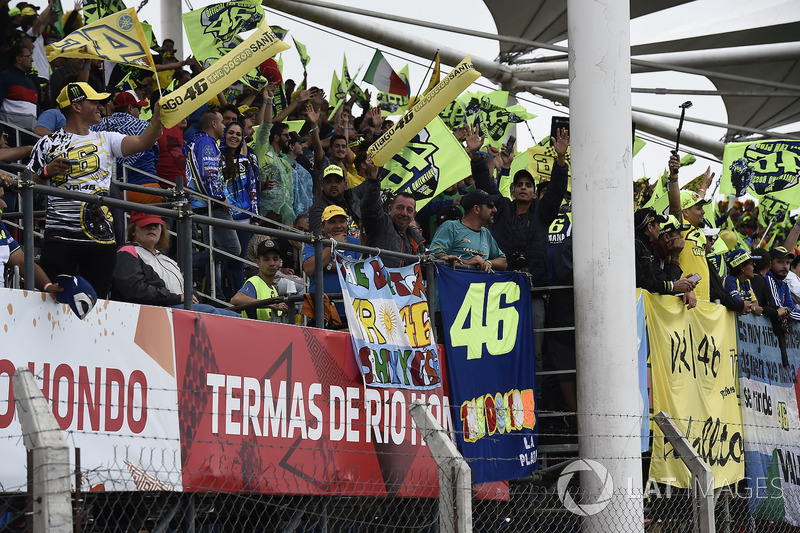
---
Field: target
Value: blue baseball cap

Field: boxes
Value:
[55,275,97,320]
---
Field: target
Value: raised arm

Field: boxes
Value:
[120,102,162,157]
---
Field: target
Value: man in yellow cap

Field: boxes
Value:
[26,82,163,297]
[302,204,360,319]
[308,164,365,236]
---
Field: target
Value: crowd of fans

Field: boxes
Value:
[1,2,792,426]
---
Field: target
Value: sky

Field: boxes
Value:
[26,0,800,193]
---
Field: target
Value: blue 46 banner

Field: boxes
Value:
[437,266,537,483]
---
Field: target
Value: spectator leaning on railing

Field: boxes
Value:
[27,82,162,298]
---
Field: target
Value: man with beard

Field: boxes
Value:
[766,246,800,322]
[360,157,425,267]
[430,189,507,273]
[27,82,162,297]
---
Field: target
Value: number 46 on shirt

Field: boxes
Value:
[449,282,520,360]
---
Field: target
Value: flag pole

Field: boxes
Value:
[412,49,438,104]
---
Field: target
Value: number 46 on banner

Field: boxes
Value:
[449,282,520,359]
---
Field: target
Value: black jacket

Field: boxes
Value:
[634,232,682,295]
[472,157,568,286]
[309,182,367,236]
[360,178,425,267]
[112,243,182,306]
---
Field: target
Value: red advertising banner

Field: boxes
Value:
[173,311,455,497]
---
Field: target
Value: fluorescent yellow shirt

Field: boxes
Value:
[679,226,709,301]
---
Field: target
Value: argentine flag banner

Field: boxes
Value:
[335,252,441,391]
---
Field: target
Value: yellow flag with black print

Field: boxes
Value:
[644,292,744,489]
[46,8,155,71]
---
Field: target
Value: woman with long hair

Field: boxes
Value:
[112,212,238,316]
[220,121,259,300]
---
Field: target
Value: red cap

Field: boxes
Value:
[258,58,283,85]
[130,211,162,227]
[113,91,147,109]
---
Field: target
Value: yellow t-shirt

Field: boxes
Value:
[679,227,709,301]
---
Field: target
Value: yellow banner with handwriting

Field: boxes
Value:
[645,291,744,489]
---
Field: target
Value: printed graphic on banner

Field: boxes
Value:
[380,116,471,209]
[737,313,800,526]
[437,266,537,484]
[82,0,127,24]
[644,292,744,489]
[460,90,535,149]
[721,141,800,207]
[46,8,155,70]
[0,290,181,491]
[173,312,462,497]
[183,0,264,62]
[334,254,441,390]
[160,18,289,128]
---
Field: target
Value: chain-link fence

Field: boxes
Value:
[8,386,800,533]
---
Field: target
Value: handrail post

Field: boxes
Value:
[20,170,35,290]
[175,180,193,311]
[425,259,436,339]
[314,236,324,329]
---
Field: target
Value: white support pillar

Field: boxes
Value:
[160,0,184,53]
[567,0,643,531]
[13,367,72,533]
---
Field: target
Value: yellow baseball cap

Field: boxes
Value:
[321,205,347,222]
[322,164,345,181]
[57,82,110,109]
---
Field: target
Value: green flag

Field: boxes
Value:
[292,37,310,69]
[381,117,471,209]
[182,0,265,62]
[721,140,800,207]
[270,26,288,40]
[459,90,535,148]
[83,0,127,24]
[439,100,466,129]
[342,54,368,109]
[141,21,159,50]
[757,195,790,227]
[633,136,646,157]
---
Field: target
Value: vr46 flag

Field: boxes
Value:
[335,254,441,391]
[437,266,537,484]
[721,140,800,207]
[380,116,471,209]
[183,0,265,62]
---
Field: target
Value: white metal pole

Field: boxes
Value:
[568,0,643,530]
[160,0,184,53]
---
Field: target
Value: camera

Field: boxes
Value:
[511,251,528,270]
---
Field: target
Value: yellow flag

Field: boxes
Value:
[644,292,744,489]
[46,8,155,71]
[160,19,289,129]
[423,52,440,95]
[369,57,480,167]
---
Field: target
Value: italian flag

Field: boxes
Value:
[363,50,409,95]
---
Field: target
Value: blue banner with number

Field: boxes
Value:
[437,266,537,483]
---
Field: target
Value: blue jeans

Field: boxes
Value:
[171,303,239,317]
[197,206,241,300]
